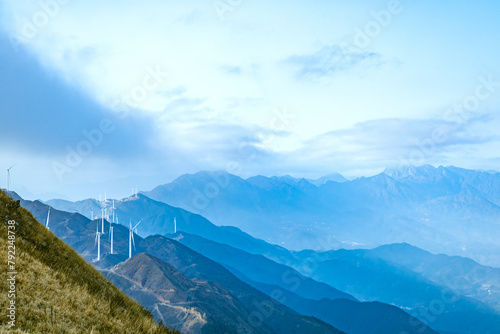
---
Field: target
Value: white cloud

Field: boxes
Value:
[1,0,500,199]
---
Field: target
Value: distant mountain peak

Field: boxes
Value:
[383,165,442,179]
[308,172,347,186]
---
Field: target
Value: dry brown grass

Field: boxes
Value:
[0,191,180,334]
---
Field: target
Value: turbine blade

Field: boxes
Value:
[133,219,143,230]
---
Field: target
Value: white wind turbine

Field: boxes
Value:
[95,221,102,262]
[108,210,114,254]
[110,215,119,255]
[129,219,143,258]
[174,217,177,233]
[104,192,109,221]
[6,165,14,191]
[101,208,105,234]
[45,207,50,231]
[109,225,114,255]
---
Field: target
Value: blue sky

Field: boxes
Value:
[0,0,499,200]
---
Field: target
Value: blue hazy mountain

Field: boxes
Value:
[167,232,440,334]
[307,173,348,185]
[295,247,500,334]
[168,232,355,302]
[247,281,440,334]
[370,243,500,313]
[144,166,500,267]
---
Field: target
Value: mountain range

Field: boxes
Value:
[12,190,445,334]
[12,192,344,333]
[142,166,500,267]
[8,164,500,334]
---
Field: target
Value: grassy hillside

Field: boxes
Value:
[0,190,179,334]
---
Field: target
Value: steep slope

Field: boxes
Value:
[0,190,178,333]
[137,235,345,334]
[102,253,263,334]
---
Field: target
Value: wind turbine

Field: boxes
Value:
[104,192,108,220]
[111,215,119,254]
[101,208,105,234]
[6,165,14,191]
[46,207,51,231]
[95,221,102,262]
[129,219,143,258]
[90,209,94,221]
[108,211,114,252]
[110,226,114,255]
[174,217,177,234]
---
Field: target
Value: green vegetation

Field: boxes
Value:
[0,191,179,334]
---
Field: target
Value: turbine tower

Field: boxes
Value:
[129,219,143,258]
[95,221,102,262]
[174,217,177,234]
[46,207,51,231]
[101,208,105,234]
[90,208,94,221]
[104,192,108,220]
[6,165,14,191]
[110,226,114,255]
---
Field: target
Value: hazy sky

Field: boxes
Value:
[0,0,499,200]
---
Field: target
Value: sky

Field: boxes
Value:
[0,0,499,200]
